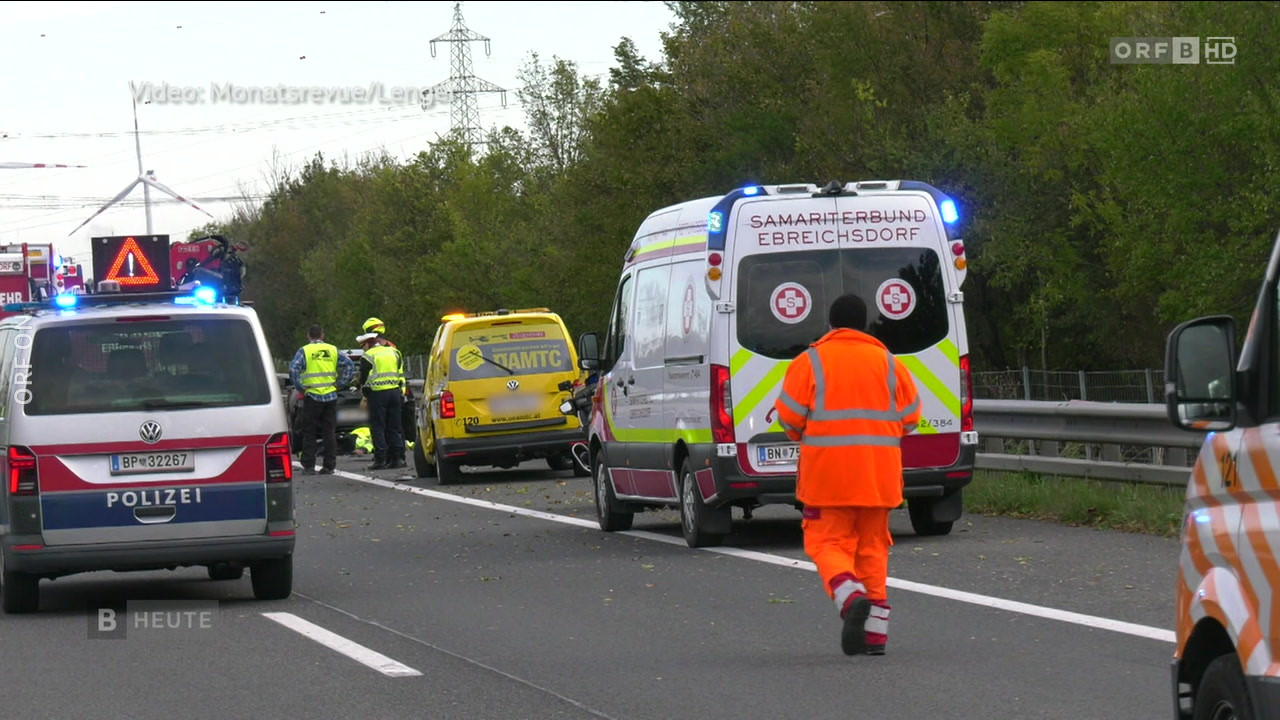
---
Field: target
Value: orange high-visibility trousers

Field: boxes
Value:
[802,506,893,644]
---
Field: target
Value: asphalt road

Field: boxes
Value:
[0,453,1183,720]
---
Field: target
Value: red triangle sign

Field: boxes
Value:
[105,237,161,286]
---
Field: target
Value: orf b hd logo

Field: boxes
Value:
[88,600,219,639]
[1110,37,1237,64]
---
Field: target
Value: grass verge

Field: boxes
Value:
[963,470,1187,539]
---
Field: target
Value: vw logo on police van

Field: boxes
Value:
[506,380,520,391]
[139,420,163,444]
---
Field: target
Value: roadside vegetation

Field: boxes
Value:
[965,470,1186,538]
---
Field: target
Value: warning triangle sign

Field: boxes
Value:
[105,236,161,286]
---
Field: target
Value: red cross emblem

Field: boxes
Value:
[770,282,811,324]
[682,282,695,335]
[877,279,915,320]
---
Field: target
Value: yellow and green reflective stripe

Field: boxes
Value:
[733,360,790,427]
[898,354,960,418]
[631,234,706,260]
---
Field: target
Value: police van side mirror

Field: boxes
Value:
[578,332,600,371]
[1164,315,1237,432]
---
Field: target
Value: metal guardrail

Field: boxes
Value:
[972,399,1208,487]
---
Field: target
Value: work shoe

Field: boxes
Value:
[298,467,316,476]
[319,468,334,475]
[369,460,388,470]
[865,644,885,656]
[388,458,406,469]
[841,595,871,656]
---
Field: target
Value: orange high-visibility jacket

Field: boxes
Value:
[773,328,922,508]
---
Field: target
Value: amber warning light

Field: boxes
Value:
[91,235,171,292]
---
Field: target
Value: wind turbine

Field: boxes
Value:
[64,95,213,238]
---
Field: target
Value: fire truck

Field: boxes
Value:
[0,244,85,315]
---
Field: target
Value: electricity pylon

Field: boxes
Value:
[423,2,507,148]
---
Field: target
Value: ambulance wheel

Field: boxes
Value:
[908,497,955,537]
[1,561,39,614]
[678,457,730,548]
[207,563,244,581]
[250,555,293,601]
[414,437,436,478]
[593,446,633,532]
[1193,653,1254,720]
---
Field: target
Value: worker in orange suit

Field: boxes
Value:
[773,293,921,656]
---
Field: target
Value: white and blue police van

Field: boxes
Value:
[0,282,295,613]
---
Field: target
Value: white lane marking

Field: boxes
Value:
[262,611,423,677]
[331,470,1177,645]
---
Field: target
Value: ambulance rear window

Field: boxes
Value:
[447,321,573,379]
[737,247,950,360]
[23,317,273,415]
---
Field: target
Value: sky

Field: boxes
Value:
[0,1,678,268]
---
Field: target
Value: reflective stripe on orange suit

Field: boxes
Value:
[773,328,921,641]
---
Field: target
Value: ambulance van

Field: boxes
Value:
[576,180,979,548]
[1164,227,1280,719]
[0,287,296,613]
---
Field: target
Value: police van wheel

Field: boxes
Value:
[679,458,729,549]
[207,563,244,581]
[593,447,633,532]
[250,556,293,601]
[1194,653,1253,720]
[1,566,39,614]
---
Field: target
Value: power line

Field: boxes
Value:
[424,2,508,149]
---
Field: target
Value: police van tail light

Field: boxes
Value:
[441,391,456,419]
[265,433,292,482]
[8,445,37,495]
[960,355,974,433]
[710,364,735,444]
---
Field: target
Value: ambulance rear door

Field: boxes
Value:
[722,190,965,475]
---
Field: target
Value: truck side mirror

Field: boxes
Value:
[578,332,600,371]
[1164,315,1237,432]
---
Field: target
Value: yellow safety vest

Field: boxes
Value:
[364,344,404,392]
[301,341,340,397]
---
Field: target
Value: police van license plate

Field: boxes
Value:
[758,444,799,465]
[110,452,195,475]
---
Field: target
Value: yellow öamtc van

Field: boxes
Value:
[414,308,589,484]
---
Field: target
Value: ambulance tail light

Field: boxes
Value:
[441,391,456,419]
[710,364,735,443]
[266,432,292,482]
[9,445,37,495]
[959,355,974,433]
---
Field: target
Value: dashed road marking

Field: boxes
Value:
[262,611,423,677]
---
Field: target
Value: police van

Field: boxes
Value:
[0,284,296,613]
[1164,226,1280,719]
[576,180,978,548]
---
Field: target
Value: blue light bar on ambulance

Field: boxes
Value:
[707,185,769,251]
[940,199,959,224]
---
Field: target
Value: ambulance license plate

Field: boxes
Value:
[757,444,799,465]
[110,452,194,475]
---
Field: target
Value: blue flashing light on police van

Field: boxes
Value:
[742,185,761,196]
[54,294,77,309]
[194,286,218,304]
[940,199,959,225]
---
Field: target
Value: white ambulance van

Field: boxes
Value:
[0,286,296,613]
[576,180,978,548]
[1164,227,1280,719]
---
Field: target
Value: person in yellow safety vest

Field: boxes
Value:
[363,317,413,400]
[351,426,374,455]
[357,331,406,470]
[289,324,355,475]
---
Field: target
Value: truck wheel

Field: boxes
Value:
[678,457,730,548]
[1,562,39,614]
[437,455,462,485]
[413,437,436,478]
[1194,653,1254,720]
[593,447,633,532]
[250,555,293,601]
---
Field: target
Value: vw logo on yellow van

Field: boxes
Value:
[506,380,520,391]
[139,420,163,444]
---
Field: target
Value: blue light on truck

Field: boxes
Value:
[941,199,959,224]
